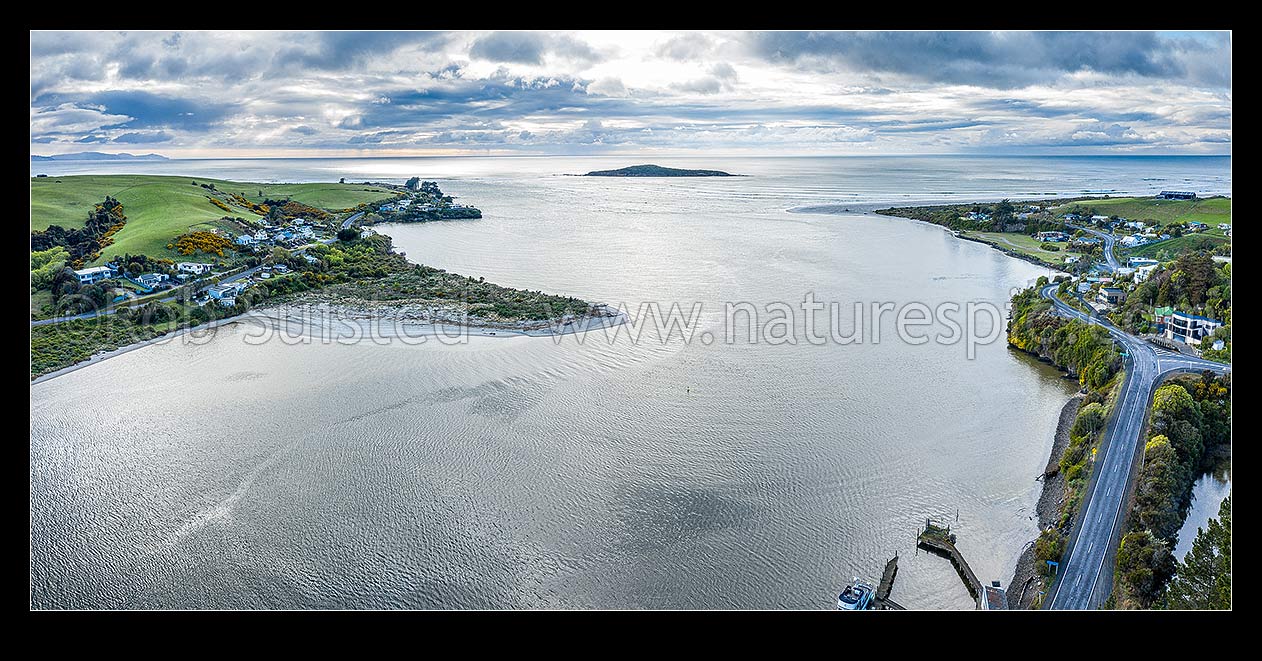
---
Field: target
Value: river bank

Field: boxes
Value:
[1006,392,1084,609]
[247,300,627,339]
[31,300,627,385]
[830,208,1072,277]
[31,315,250,385]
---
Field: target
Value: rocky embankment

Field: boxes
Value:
[1006,393,1084,609]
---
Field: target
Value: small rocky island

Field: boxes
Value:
[583,164,735,177]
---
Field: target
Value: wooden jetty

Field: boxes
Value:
[916,519,984,608]
[872,553,906,610]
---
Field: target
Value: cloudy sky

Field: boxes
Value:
[30,30,1232,157]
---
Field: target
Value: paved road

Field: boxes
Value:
[340,211,365,231]
[1066,224,1120,271]
[1038,283,1229,609]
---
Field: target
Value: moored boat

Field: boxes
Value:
[837,578,875,610]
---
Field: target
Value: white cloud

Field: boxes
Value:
[29,30,1232,155]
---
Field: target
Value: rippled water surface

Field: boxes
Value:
[31,155,1229,609]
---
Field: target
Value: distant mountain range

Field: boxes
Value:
[583,164,735,177]
[31,152,169,162]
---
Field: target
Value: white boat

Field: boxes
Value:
[837,578,876,610]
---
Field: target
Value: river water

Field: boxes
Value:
[1175,463,1231,560]
[30,155,1230,609]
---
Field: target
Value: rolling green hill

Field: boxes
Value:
[31,175,395,263]
[1123,234,1231,259]
[1054,196,1231,226]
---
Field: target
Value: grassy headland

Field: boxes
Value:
[876,195,1231,270]
[31,175,395,262]
[30,175,608,379]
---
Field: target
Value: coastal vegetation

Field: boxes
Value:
[1162,496,1230,610]
[293,234,596,322]
[31,196,127,268]
[583,164,734,177]
[1007,282,1121,390]
[1008,279,1125,599]
[31,314,179,378]
[1113,372,1231,609]
[173,231,235,257]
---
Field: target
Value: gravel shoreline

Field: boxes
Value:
[1006,392,1084,609]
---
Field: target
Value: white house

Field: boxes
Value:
[1065,255,1080,264]
[1128,257,1159,268]
[1091,215,1110,224]
[73,266,114,284]
[1134,264,1159,283]
[207,283,242,300]
[235,235,255,246]
[136,273,169,288]
[1166,312,1223,347]
[177,262,213,275]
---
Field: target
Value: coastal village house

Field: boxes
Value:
[1166,311,1223,347]
[177,262,213,275]
[136,273,170,288]
[1097,287,1126,306]
[73,265,115,284]
[207,283,244,301]
[1036,231,1069,242]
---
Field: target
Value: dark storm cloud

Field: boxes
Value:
[968,98,1163,124]
[272,31,449,71]
[469,32,603,65]
[112,131,174,143]
[469,32,549,64]
[32,90,235,131]
[747,31,1230,89]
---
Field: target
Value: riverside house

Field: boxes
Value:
[1166,311,1223,347]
